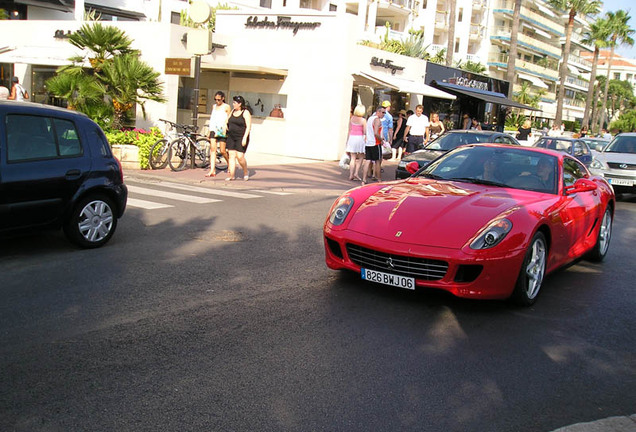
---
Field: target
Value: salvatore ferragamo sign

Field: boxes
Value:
[245,16,321,35]
[370,57,405,75]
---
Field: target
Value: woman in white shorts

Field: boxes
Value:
[345,104,367,181]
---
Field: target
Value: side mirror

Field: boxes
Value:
[406,161,420,174]
[565,178,598,195]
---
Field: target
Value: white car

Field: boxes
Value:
[589,133,636,194]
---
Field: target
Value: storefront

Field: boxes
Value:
[425,63,536,130]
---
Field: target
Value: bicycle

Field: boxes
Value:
[148,119,228,172]
[148,119,179,170]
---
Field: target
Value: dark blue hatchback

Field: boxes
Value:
[0,101,127,248]
[532,136,593,167]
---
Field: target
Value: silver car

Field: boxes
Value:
[589,133,636,194]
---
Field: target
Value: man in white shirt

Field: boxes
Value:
[403,105,429,153]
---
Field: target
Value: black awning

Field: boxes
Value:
[434,82,540,111]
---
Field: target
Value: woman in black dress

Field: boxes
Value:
[225,95,251,181]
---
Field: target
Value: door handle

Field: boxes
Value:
[65,169,81,180]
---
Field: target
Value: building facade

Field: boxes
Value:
[1,0,621,160]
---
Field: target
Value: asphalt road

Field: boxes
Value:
[1,175,634,432]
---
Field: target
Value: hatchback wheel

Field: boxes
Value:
[64,195,118,248]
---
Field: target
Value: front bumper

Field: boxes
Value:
[324,227,526,300]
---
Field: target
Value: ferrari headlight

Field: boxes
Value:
[329,196,354,226]
[590,158,607,170]
[470,218,513,250]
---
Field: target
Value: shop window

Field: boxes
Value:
[31,66,61,106]
[230,92,288,119]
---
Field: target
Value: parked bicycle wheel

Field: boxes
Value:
[195,138,210,169]
[168,138,188,171]
[149,138,170,170]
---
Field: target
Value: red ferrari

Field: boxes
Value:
[324,144,615,305]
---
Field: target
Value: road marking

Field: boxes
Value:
[158,181,263,199]
[127,198,173,209]
[126,185,221,203]
[249,189,293,195]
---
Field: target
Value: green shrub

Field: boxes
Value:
[104,127,163,170]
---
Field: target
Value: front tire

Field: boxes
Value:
[64,195,118,248]
[511,232,547,306]
[168,138,187,171]
[149,138,170,170]
[587,206,612,262]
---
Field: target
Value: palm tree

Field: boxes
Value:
[581,18,610,130]
[68,22,138,71]
[547,0,601,127]
[506,0,523,99]
[445,1,457,66]
[597,10,635,131]
[99,54,166,129]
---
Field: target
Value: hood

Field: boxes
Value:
[347,180,539,249]
[597,152,636,164]
[402,149,446,163]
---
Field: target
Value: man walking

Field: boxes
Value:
[403,105,429,154]
[362,106,385,185]
[7,77,29,101]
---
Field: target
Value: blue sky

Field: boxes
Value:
[599,0,635,58]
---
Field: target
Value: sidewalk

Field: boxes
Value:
[125,152,398,194]
[550,415,636,432]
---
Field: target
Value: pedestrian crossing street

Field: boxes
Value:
[125,180,292,210]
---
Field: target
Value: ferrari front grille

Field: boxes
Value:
[346,243,448,281]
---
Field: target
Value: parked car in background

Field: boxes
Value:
[0,101,127,248]
[581,137,610,154]
[589,132,636,195]
[532,136,593,167]
[395,130,520,179]
[325,144,614,306]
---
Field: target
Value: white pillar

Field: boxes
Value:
[75,0,84,21]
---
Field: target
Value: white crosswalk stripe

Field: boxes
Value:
[125,179,293,210]
[127,198,173,209]
[158,181,262,199]
[127,185,222,204]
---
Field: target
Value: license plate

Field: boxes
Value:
[361,268,415,290]
[608,178,634,186]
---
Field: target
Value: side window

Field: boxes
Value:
[54,118,82,156]
[563,157,587,188]
[6,115,82,162]
[86,126,111,157]
[6,114,56,162]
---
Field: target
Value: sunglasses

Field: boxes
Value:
[215,98,222,101]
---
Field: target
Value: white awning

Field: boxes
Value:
[0,45,85,67]
[356,72,456,100]
[201,63,287,77]
[567,64,580,74]
[518,72,549,89]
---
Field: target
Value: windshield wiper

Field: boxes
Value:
[448,177,508,187]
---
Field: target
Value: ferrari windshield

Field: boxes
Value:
[425,132,498,151]
[420,146,559,194]
[604,135,636,154]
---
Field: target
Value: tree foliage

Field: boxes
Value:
[609,109,636,132]
[47,22,165,129]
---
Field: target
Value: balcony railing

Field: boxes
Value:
[568,53,592,69]
[564,98,585,108]
[435,11,447,27]
[491,26,561,57]
[469,24,484,39]
[493,1,564,36]
[379,0,417,9]
[488,53,559,80]
[565,76,589,88]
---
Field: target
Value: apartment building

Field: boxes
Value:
[583,50,636,91]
